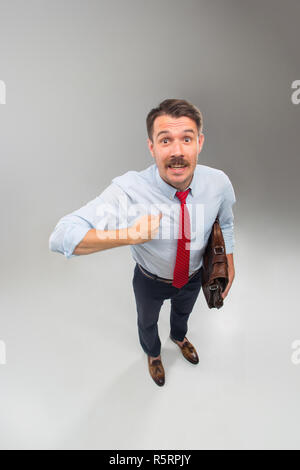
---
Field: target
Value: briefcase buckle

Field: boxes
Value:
[209,284,218,291]
[213,246,224,254]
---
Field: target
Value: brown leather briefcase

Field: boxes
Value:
[202,216,229,309]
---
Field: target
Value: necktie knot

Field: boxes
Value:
[175,189,190,204]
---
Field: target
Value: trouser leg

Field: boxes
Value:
[170,268,203,341]
[132,264,165,357]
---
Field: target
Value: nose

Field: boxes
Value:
[171,140,183,157]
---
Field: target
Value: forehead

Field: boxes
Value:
[153,115,197,137]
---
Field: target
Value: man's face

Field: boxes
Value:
[147,114,204,191]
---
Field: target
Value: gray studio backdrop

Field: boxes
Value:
[0,0,300,450]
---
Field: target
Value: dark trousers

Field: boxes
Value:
[132,263,203,357]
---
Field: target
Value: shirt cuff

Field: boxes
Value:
[63,225,91,259]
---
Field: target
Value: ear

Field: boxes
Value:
[147,138,155,157]
[198,133,205,153]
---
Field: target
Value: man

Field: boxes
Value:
[49,98,236,387]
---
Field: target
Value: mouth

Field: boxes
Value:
[167,164,188,175]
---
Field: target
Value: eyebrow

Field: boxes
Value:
[156,128,195,139]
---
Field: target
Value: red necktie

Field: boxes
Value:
[172,189,191,288]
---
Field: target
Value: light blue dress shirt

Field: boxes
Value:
[49,163,236,279]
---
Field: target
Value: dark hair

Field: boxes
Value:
[146,98,203,142]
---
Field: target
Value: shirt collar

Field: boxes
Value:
[155,164,196,200]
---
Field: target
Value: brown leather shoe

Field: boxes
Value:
[170,334,199,364]
[147,356,165,386]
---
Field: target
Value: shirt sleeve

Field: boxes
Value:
[217,173,237,254]
[49,183,131,259]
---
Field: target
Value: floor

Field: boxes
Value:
[0,233,299,450]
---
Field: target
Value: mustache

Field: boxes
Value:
[166,158,189,167]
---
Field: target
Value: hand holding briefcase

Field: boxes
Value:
[202,216,229,309]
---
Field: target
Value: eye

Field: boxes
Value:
[160,136,192,144]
